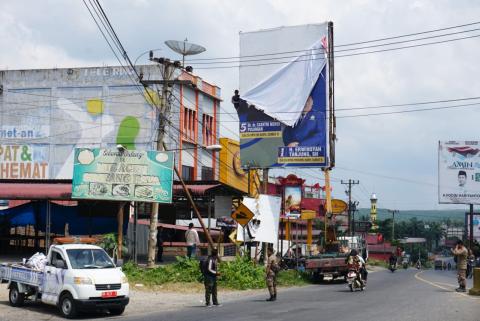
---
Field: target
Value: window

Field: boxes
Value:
[136,202,153,219]
[202,114,214,146]
[50,251,66,268]
[66,249,114,269]
[201,166,213,180]
[182,165,194,181]
[183,108,196,141]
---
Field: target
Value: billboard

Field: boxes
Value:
[0,66,160,180]
[235,23,333,168]
[284,185,302,217]
[438,141,480,204]
[72,148,174,203]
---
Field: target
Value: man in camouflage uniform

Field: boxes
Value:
[266,247,278,301]
[451,239,468,292]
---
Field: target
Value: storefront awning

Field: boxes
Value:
[173,184,221,197]
[0,182,72,200]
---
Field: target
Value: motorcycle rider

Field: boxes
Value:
[346,249,365,287]
[389,252,397,270]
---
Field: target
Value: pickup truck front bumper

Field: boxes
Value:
[74,296,129,311]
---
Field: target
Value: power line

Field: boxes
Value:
[192,33,480,70]
[187,20,480,61]
[189,27,480,66]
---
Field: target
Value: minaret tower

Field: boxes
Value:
[370,193,378,231]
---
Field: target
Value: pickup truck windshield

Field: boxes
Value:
[66,249,115,269]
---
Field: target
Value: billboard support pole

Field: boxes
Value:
[324,170,332,248]
[469,204,474,249]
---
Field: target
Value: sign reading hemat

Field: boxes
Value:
[72,148,174,203]
[438,141,480,204]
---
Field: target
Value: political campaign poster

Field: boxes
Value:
[72,148,174,203]
[284,185,302,218]
[236,195,282,244]
[234,23,333,168]
[438,141,480,204]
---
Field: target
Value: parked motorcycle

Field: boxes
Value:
[346,270,364,292]
[467,257,474,279]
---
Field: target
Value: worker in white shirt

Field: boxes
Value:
[185,223,200,258]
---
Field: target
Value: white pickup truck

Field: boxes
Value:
[0,243,129,318]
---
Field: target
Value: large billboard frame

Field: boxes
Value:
[438,140,480,205]
[235,22,335,169]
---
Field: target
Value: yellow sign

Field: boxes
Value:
[331,199,348,214]
[300,210,316,220]
[231,203,254,227]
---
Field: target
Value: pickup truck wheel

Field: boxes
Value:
[59,293,78,319]
[109,306,126,316]
[9,284,25,307]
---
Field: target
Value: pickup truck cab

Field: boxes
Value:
[1,243,129,318]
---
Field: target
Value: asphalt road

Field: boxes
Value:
[121,268,479,321]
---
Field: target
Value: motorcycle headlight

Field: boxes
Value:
[74,277,93,285]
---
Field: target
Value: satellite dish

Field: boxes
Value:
[165,39,206,67]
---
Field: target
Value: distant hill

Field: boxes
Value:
[356,208,466,223]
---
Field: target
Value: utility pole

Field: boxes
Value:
[341,179,359,236]
[388,209,399,242]
[142,54,209,267]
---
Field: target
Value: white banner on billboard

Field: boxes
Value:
[438,141,480,204]
[239,23,329,127]
[236,194,281,244]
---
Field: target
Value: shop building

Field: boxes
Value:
[0,64,222,252]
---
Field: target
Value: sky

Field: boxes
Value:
[1,0,480,211]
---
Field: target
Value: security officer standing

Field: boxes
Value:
[266,247,278,301]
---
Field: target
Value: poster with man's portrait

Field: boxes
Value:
[438,141,480,204]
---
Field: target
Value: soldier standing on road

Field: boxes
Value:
[451,239,468,292]
[204,248,221,307]
[266,247,278,301]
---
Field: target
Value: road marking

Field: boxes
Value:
[414,271,480,301]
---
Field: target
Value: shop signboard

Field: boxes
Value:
[72,148,174,203]
[237,23,332,168]
[438,141,480,204]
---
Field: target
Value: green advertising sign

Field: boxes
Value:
[72,148,174,203]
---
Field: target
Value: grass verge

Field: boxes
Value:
[123,256,312,290]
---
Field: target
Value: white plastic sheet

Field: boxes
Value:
[240,23,328,127]
[25,252,47,271]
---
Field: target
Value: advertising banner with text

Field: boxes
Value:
[237,23,330,168]
[72,148,174,203]
[438,141,480,204]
